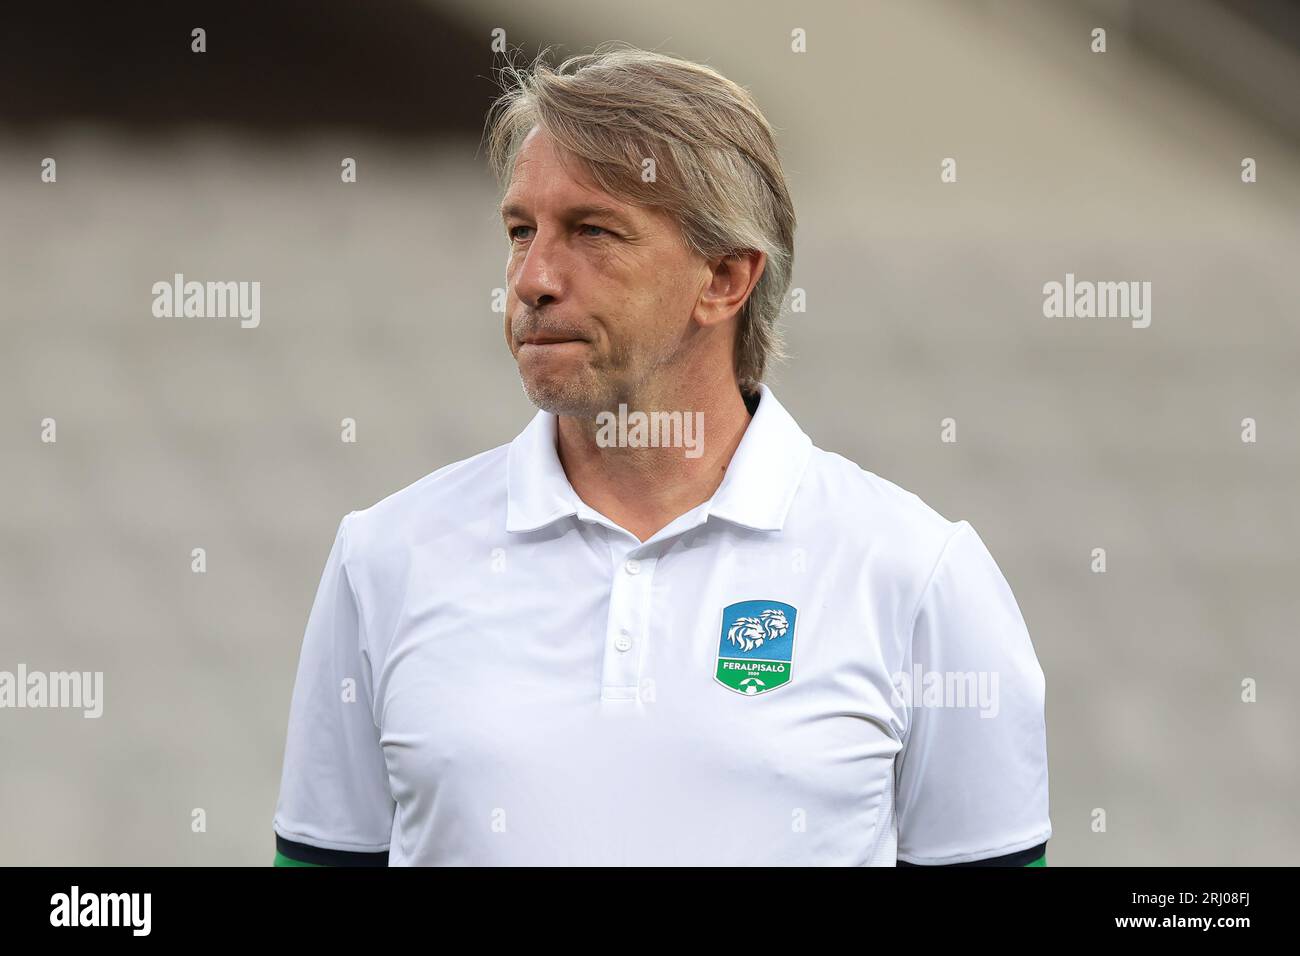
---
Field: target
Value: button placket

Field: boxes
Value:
[601,540,655,701]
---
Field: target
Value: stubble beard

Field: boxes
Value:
[519,369,610,420]
[515,324,684,420]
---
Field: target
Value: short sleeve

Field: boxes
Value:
[273,513,395,860]
[895,520,1051,864]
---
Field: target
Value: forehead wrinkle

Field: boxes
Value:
[501,132,641,225]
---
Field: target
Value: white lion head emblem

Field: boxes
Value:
[726,608,790,652]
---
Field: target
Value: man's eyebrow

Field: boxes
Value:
[499,201,636,229]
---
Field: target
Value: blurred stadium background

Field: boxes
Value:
[1,0,1297,864]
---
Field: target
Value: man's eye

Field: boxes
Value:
[509,224,612,241]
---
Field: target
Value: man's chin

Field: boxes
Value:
[518,371,606,419]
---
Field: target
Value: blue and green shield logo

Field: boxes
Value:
[715,600,798,696]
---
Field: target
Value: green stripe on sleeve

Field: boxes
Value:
[274,850,325,867]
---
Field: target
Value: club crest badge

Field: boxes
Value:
[715,600,798,696]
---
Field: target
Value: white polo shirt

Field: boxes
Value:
[273,384,1051,866]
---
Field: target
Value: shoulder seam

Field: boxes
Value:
[337,512,379,728]
[899,519,971,750]
[905,518,972,645]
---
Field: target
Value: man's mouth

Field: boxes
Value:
[521,333,587,346]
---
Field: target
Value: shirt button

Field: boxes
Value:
[614,635,633,652]
[624,558,641,575]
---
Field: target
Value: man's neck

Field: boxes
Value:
[555,381,756,543]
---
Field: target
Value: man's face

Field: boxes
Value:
[500,126,711,417]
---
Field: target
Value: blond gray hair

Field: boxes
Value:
[484,44,796,394]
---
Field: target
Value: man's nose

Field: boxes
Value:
[512,230,566,308]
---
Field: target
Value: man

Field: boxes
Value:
[272,46,1051,866]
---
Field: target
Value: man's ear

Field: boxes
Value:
[695,250,767,329]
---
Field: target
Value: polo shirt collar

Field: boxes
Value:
[505,383,813,536]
